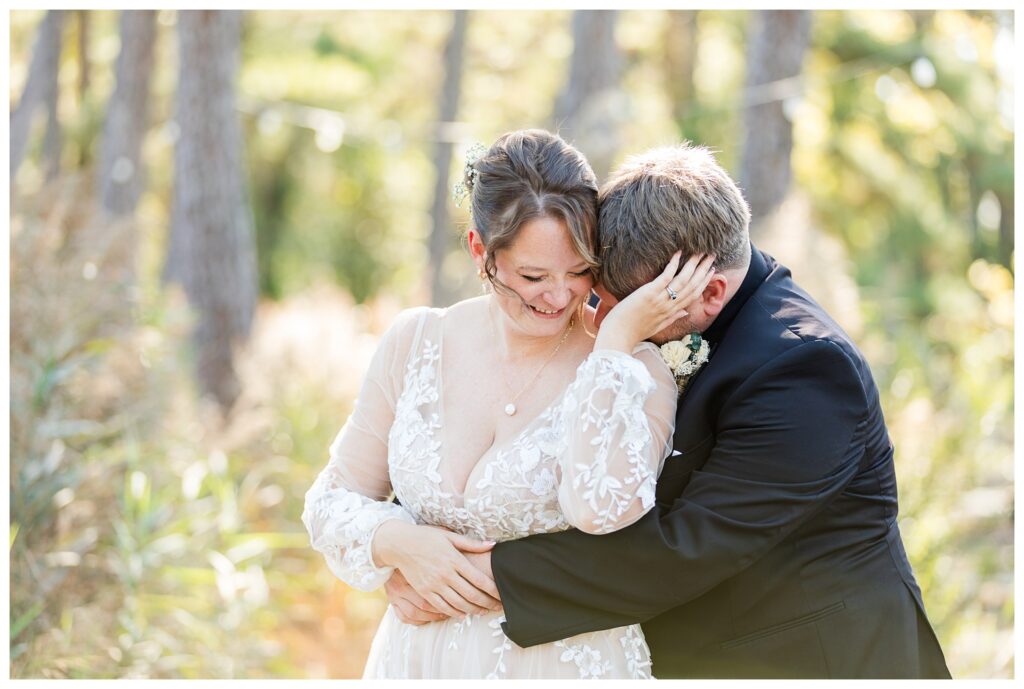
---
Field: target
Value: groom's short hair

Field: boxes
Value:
[597,143,751,299]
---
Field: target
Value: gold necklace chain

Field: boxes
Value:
[497,312,575,417]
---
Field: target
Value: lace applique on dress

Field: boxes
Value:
[555,639,615,679]
[305,307,677,678]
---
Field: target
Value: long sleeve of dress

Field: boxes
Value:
[301,308,427,591]
[554,344,677,535]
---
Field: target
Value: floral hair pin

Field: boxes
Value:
[659,333,710,394]
[452,142,488,208]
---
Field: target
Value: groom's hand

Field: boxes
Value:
[384,571,449,625]
[463,551,501,607]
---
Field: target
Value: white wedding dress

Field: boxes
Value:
[302,304,677,678]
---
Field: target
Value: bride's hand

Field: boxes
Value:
[594,252,715,353]
[372,520,502,618]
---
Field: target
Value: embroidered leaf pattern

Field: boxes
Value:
[302,310,671,677]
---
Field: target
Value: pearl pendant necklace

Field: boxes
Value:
[500,316,574,417]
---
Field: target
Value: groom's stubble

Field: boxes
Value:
[648,313,700,346]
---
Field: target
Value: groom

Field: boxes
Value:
[389,143,951,678]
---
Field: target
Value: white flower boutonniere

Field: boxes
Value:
[660,333,710,394]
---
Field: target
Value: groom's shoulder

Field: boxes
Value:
[737,263,868,374]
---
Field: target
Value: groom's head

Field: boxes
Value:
[594,143,751,341]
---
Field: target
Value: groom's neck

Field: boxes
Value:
[718,262,749,311]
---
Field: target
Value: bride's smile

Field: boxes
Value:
[525,304,565,318]
[477,215,594,341]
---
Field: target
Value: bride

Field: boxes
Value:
[302,129,713,678]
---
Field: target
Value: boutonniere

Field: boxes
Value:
[659,333,710,394]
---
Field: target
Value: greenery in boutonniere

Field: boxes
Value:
[659,333,710,394]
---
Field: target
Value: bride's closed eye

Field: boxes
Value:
[520,271,590,283]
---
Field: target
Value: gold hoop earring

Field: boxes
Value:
[578,298,596,338]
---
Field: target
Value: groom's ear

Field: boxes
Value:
[700,274,729,318]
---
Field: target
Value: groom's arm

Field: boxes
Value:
[492,339,869,647]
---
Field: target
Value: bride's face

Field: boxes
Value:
[486,215,594,338]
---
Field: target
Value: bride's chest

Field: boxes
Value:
[389,430,571,542]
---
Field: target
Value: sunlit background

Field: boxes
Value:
[8,8,1014,678]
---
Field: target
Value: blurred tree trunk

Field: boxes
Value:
[10,10,65,180]
[739,10,812,237]
[664,10,699,140]
[996,188,1013,269]
[908,9,936,32]
[965,152,982,254]
[166,10,257,410]
[40,19,64,182]
[76,10,90,101]
[428,9,469,307]
[552,10,623,181]
[98,10,157,217]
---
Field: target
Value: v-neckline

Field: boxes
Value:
[451,384,571,500]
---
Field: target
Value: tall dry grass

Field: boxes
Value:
[11,175,161,676]
[9,176,398,678]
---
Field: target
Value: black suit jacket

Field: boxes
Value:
[491,247,950,679]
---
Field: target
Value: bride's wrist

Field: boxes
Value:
[593,320,637,354]
[371,519,414,568]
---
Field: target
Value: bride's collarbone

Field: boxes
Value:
[446,348,576,403]
[439,302,592,429]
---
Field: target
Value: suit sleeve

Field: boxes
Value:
[492,339,869,647]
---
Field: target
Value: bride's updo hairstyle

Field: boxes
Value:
[464,129,600,293]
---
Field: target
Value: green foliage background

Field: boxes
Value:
[8,9,1013,678]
